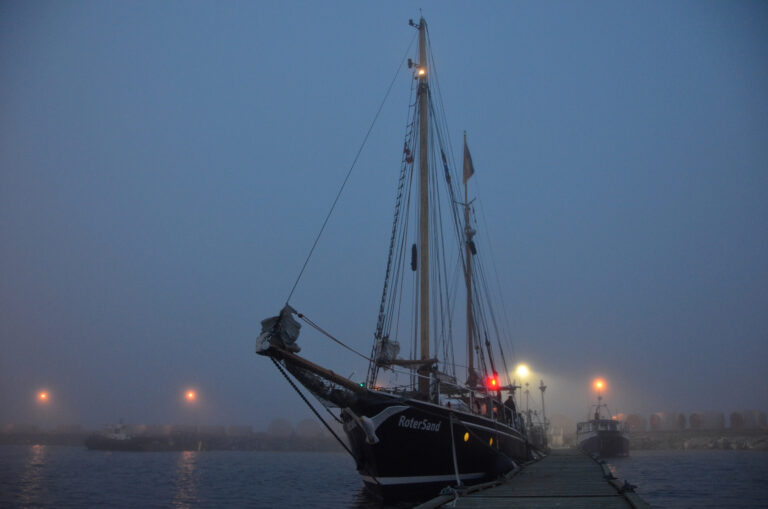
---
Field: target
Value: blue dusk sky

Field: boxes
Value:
[1,1,766,429]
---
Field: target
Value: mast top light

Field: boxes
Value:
[417,67,426,76]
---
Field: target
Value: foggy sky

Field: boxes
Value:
[1,1,766,430]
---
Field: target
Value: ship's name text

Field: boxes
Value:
[398,415,442,432]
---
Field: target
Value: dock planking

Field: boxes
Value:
[416,449,649,508]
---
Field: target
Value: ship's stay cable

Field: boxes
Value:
[298,312,372,362]
[374,82,417,344]
[477,197,517,363]
[270,358,383,487]
[368,24,516,398]
[368,80,419,388]
[286,34,417,304]
[270,359,348,446]
[425,28,510,389]
[474,234,512,385]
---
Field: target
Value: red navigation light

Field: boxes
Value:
[486,376,498,389]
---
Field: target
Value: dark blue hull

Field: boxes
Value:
[342,393,531,502]
[577,430,629,457]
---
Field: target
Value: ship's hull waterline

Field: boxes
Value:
[577,430,629,457]
[342,395,530,500]
[261,338,534,501]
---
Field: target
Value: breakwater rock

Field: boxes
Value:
[629,430,768,451]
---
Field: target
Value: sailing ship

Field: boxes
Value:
[256,18,536,501]
[576,395,630,457]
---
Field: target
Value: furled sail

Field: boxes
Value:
[256,304,301,353]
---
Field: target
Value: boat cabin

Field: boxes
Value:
[577,419,620,433]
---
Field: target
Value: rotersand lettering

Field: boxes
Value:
[398,415,442,432]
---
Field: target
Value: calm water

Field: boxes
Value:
[605,449,768,509]
[1,445,767,508]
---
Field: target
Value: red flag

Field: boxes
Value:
[463,138,475,184]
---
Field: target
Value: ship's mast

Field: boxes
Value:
[464,132,475,387]
[525,382,531,426]
[417,18,430,395]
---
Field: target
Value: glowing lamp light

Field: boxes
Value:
[185,390,197,402]
[593,378,606,391]
[463,432,469,442]
[417,67,426,76]
[38,391,49,402]
[515,364,530,379]
[486,376,499,389]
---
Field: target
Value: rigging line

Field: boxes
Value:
[285,33,417,303]
[425,38,459,188]
[427,96,467,297]
[269,358,385,487]
[297,313,372,362]
[378,90,418,338]
[391,188,413,337]
[476,197,517,361]
[374,84,418,342]
[475,246,511,383]
[371,98,418,387]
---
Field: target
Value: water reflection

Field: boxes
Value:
[172,451,200,508]
[18,445,47,507]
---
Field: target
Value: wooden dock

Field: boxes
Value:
[415,449,649,508]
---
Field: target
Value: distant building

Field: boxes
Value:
[267,418,294,437]
[689,411,725,430]
[198,425,226,436]
[129,424,149,435]
[171,424,197,435]
[295,419,323,438]
[548,426,565,447]
[1,423,39,434]
[730,410,767,430]
[548,414,574,433]
[650,412,685,431]
[625,414,647,432]
[225,425,253,437]
[140,424,172,436]
[55,424,82,434]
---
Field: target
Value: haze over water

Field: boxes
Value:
[1,1,767,430]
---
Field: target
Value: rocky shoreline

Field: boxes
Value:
[629,430,768,451]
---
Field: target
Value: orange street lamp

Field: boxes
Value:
[37,390,50,403]
[185,390,197,402]
[593,378,606,392]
